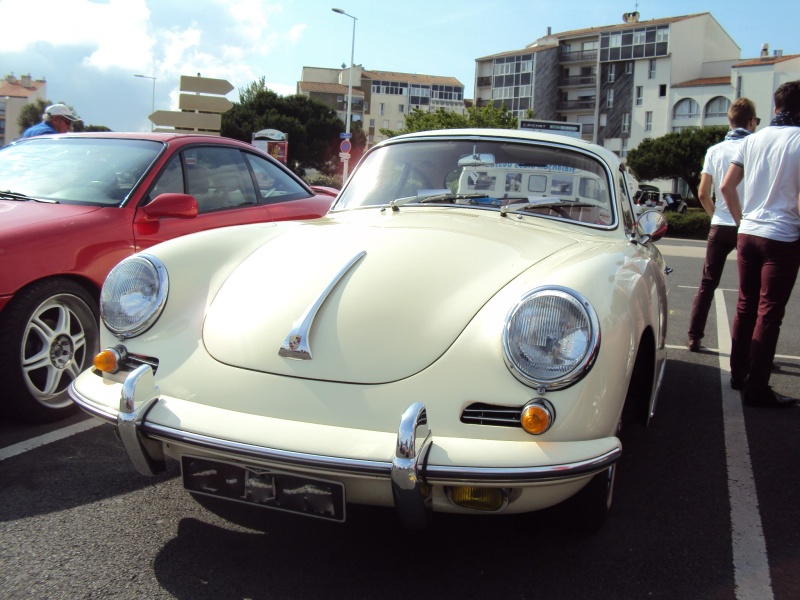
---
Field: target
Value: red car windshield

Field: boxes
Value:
[0,137,163,206]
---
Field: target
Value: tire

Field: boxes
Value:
[568,465,616,532]
[679,204,688,214]
[0,278,99,422]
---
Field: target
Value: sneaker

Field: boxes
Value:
[742,387,797,408]
[686,338,701,352]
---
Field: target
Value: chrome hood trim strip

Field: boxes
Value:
[278,250,366,360]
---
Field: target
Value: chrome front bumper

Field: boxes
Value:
[69,365,621,528]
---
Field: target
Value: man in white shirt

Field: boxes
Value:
[721,81,800,408]
[686,98,758,352]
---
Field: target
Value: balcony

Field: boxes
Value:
[560,49,598,63]
[477,76,492,87]
[559,75,597,87]
[557,99,596,111]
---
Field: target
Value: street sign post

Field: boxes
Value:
[149,110,221,131]
[179,75,234,95]
[148,75,234,134]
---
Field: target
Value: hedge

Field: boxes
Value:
[664,210,710,240]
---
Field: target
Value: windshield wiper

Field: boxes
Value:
[389,192,493,212]
[0,190,58,203]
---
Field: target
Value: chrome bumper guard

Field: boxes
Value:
[69,365,621,527]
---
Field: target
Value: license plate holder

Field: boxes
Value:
[182,455,346,522]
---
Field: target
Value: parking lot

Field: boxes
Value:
[1,236,799,600]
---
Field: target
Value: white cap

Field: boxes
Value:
[44,103,80,121]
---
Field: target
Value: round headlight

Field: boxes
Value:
[503,287,599,390]
[100,255,168,338]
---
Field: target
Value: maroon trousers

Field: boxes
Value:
[730,233,800,392]
[688,225,739,341]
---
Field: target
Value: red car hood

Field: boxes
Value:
[0,200,103,233]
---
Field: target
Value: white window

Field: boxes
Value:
[625,62,633,74]
[621,137,629,157]
[705,96,731,118]
[645,111,653,132]
[609,34,621,48]
[633,31,646,45]
[608,64,616,83]
[369,118,375,127]
[398,104,405,113]
[622,112,631,133]
[606,89,614,109]
[379,103,385,116]
[635,86,643,106]
[648,59,656,79]
[383,119,389,128]
[656,28,669,43]
[673,98,700,119]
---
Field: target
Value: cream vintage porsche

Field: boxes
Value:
[69,128,669,531]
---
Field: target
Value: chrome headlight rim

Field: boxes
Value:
[100,254,168,339]
[502,286,600,391]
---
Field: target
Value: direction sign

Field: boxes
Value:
[179,75,234,95]
[178,93,234,113]
[339,152,351,159]
[149,110,221,131]
[340,132,352,139]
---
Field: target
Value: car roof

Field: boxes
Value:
[10,131,253,147]
[379,128,623,169]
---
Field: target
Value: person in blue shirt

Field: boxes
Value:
[21,103,80,138]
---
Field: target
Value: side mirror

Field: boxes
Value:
[136,193,199,221]
[635,210,668,243]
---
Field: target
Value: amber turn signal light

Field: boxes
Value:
[520,400,555,435]
[94,347,124,373]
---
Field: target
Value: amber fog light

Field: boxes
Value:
[520,399,555,434]
[447,486,508,512]
[93,346,126,373]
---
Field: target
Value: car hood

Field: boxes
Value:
[203,210,585,384]
[0,200,102,233]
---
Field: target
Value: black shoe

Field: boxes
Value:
[686,338,701,352]
[730,378,745,391]
[742,387,797,408]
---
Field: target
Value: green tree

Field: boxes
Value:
[17,99,49,131]
[380,103,525,138]
[625,126,728,200]
[221,77,350,176]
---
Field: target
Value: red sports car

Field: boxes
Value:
[0,132,336,422]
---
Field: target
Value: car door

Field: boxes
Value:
[242,151,331,221]
[132,145,273,250]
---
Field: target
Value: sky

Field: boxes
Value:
[1,0,797,133]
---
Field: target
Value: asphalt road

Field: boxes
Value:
[1,236,798,600]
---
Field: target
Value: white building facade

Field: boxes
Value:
[474,11,799,192]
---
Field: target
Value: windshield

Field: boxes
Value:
[334,137,615,227]
[0,137,163,206]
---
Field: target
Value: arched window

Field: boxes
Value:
[705,96,731,118]
[673,98,700,119]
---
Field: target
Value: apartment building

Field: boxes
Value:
[299,66,466,145]
[474,11,799,192]
[0,73,47,145]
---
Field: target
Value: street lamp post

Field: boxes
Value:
[134,74,157,131]
[332,8,357,181]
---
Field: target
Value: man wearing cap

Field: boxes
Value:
[21,103,80,138]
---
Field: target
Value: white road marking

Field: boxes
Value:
[0,419,104,462]
[715,289,774,600]
[670,288,774,599]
